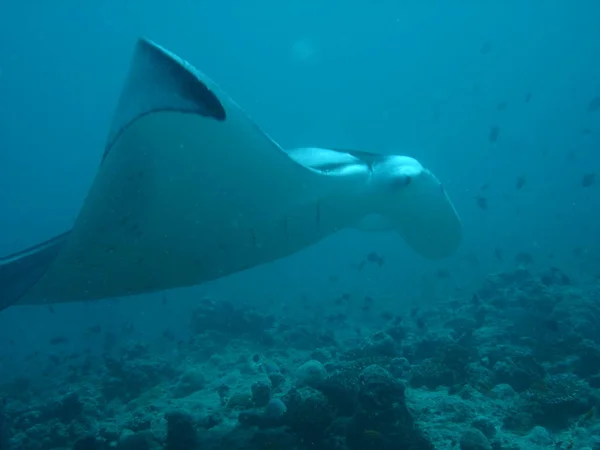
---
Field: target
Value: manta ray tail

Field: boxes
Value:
[0,232,70,311]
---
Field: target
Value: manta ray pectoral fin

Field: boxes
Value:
[0,39,231,310]
[0,39,233,310]
[0,232,70,311]
[3,39,376,307]
[104,37,226,161]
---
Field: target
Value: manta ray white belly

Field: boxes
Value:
[0,38,462,309]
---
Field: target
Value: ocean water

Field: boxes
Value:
[0,2,599,449]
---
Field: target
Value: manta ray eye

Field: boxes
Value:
[391,175,411,189]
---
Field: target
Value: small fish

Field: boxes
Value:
[47,305,55,314]
[489,126,499,143]
[465,253,480,266]
[476,381,494,393]
[496,101,508,111]
[516,175,526,190]
[543,319,559,333]
[416,317,427,330]
[435,269,450,278]
[582,406,596,421]
[525,92,532,103]
[364,430,382,440]
[50,336,69,345]
[582,128,592,134]
[515,252,534,266]
[122,322,134,334]
[471,294,480,305]
[567,150,577,162]
[476,196,488,210]
[380,310,394,321]
[582,173,596,187]
[366,252,384,267]
[480,183,490,191]
[480,40,493,55]
[25,351,40,360]
[587,96,600,113]
[494,248,503,262]
[326,313,344,324]
[86,324,102,334]
[162,330,176,341]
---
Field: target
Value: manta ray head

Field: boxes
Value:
[365,153,462,259]
[370,155,425,193]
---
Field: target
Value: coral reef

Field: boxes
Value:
[1,267,600,449]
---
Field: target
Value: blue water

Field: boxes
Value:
[0,2,599,449]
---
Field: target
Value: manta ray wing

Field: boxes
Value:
[0,39,372,309]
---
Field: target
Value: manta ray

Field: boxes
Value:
[0,38,462,311]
